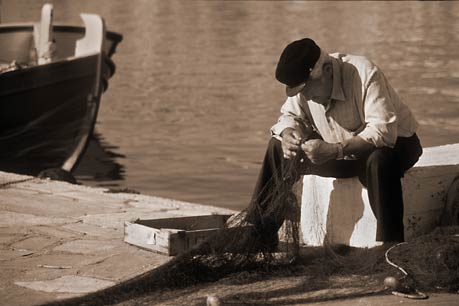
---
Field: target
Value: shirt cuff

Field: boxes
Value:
[270,117,299,137]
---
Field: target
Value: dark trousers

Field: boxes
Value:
[246,134,422,242]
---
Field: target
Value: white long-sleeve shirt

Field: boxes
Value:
[271,53,418,148]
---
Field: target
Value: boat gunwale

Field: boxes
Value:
[0,23,123,57]
[0,22,122,42]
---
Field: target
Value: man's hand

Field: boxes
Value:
[301,139,338,164]
[281,128,304,159]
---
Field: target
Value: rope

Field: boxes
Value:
[391,289,428,300]
[384,242,408,277]
[0,177,36,189]
[384,241,429,300]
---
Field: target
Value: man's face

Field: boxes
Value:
[300,64,333,105]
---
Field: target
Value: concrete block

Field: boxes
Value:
[300,143,459,247]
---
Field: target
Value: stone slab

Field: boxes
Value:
[11,236,58,252]
[80,251,168,281]
[15,275,115,293]
[62,222,122,238]
[0,211,73,227]
[53,239,121,254]
[300,143,459,247]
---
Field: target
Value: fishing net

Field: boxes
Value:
[40,227,459,306]
[39,149,459,305]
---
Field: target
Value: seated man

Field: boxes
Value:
[245,38,423,245]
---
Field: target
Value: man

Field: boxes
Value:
[245,38,422,245]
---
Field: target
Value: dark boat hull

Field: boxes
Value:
[0,24,122,175]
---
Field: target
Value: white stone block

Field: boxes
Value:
[300,143,459,247]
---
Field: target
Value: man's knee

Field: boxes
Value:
[267,137,283,156]
[366,147,399,176]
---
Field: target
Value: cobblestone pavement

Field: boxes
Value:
[0,171,234,306]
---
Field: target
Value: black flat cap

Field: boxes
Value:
[275,38,321,97]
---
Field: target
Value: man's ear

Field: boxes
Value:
[323,63,333,77]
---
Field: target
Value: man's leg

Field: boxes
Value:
[245,137,301,232]
[362,134,422,242]
[364,147,405,242]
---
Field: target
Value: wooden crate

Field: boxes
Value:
[124,214,233,256]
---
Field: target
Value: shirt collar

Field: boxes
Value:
[330,57,346,102]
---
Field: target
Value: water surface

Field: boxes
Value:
[3,1,459,210]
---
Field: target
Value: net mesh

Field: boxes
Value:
[40,227,459,306]
[38,151,459,306]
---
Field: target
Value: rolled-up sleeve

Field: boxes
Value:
[270,95,310,138]
[358,69,398,148]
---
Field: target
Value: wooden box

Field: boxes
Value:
[124,214,232,256]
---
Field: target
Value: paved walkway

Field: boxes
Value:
[0,171,234,306]
[1,171,457,306]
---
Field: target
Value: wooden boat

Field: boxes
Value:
[0,4,122,176]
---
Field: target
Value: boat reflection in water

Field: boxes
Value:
[0,4,122,178]
[73,132,126,187]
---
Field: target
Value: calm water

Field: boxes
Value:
[3,1,459,210]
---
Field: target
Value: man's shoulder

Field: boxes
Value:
[330,53,379,82]
[330,53,376,69]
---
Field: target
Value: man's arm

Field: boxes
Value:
[303,66,398,164]
[271,95,312,138]
[341,135,375,157]
[271,95,314,159]
[301,136,375,165]
[357,68,398,148]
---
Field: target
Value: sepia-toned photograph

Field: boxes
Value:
[0,1,458,305]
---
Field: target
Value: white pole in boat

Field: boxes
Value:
[36,4,55,64]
